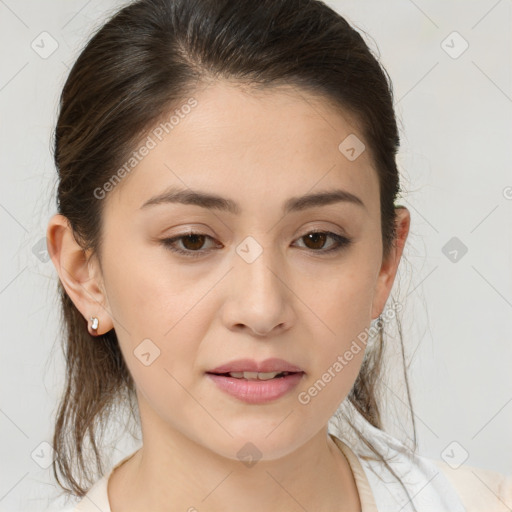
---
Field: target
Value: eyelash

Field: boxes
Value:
[160,230,352,259]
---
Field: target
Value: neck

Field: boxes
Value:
[108,404,361,512]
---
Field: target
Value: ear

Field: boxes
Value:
[46,213,114,336]
[370,206,410,320]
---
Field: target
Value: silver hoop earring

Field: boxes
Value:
[90,316,99,331]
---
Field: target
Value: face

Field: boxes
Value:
[49,80,409,462]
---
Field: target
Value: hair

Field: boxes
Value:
[50,0,417,507]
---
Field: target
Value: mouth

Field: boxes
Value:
[207,357,304,375]
[206,370,302,380]
[205,367,305,404]
[205,358,305,403]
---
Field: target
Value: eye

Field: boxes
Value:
[293,230,352,253]
[160,232,219,258]
[160,230,352,258]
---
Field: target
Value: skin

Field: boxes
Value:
[47,80,410,512]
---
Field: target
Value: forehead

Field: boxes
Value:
[104,80,379,217]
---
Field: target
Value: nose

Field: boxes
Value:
[220,246,294,337]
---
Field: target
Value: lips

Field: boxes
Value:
[206,370,304,404]
[207,358,304,375]
[206,358,305,403]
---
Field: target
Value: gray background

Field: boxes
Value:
[1,0,511,510]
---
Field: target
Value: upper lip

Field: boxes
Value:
[207,358,304,374]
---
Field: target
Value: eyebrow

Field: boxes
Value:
[140,186,366,214]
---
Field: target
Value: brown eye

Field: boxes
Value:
[161,230,351,259]
[180,234,207,251]
[302,232,328,250]
[161,232,218,258]
[295,231,351,253]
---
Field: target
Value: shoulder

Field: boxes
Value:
[71,475,111,512]
[332,405,510,511]
[431,458,512,512]
[42,476,110,512]
[44,449,139,512]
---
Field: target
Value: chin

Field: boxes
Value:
[200,422,314,463]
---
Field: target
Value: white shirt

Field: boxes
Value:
[49,407,512,512]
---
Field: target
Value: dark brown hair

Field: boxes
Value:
[50,0,417,506]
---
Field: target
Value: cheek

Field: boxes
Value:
[103,239,213,339]
[101,246,216,400]
[295,262,375,393]
[303,260,376,337]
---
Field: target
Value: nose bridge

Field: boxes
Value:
[225,235,291,333]
[235,237,284,303]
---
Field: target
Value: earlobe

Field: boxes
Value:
[370,206,410,320]
[46,214,113,335]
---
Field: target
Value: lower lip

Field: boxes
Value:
[206,372,305,404]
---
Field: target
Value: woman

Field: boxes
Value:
[45,0,511,510]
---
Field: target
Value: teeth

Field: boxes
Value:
[227,371,286,380]
[254,372,280,380]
